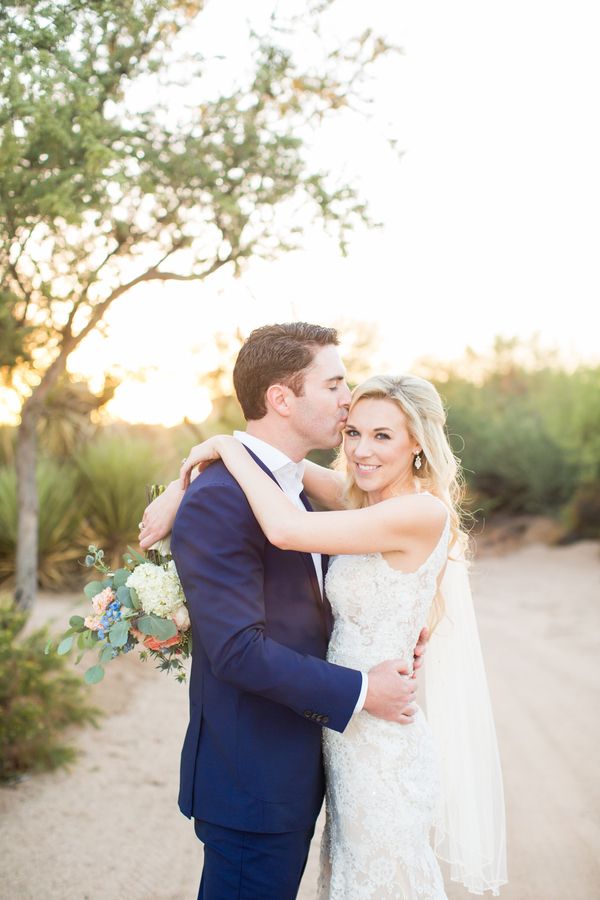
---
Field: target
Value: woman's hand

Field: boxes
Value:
[179,435,235,489]
[138,480,185,550]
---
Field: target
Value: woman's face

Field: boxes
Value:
[343,397,421,501]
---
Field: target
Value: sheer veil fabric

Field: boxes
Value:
[422,555,508,895]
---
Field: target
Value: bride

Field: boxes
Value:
[143,373,506,899]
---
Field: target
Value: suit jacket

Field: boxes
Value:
[170,448,362,834]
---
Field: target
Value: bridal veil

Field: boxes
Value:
[423,555,508,896]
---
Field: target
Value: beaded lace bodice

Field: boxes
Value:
[317,513,450,900]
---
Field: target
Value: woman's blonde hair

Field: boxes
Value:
[337,374,469,626]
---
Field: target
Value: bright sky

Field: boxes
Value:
[7,0,600,426]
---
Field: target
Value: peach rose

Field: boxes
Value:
[142,633,181,652]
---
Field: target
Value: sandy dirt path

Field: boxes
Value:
[1,541,599,899]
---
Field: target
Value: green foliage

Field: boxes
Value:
[0,434,167,586]
[0,462,86,586]
[76,435,165,565]
[0,598,100,782]
[0,426,15,466]
[564,481,600,539]
[426,343,600,534]
[0,0,380,373]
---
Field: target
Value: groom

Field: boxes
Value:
[165,323,425,899]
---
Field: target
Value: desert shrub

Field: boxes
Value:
[0,600,100,782]
[564,481,600,539]
[0,462,85,588]
[0,426,15,466]
[76,435,165,566]
[436,356,594,516]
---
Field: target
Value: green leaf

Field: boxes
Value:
[69,615,86,630]
[44,638,53,655]
[78,630,97,649]
[84,580,110,600]
[112,568,130,588]
[99,644,115,664]
[135,614,177,640]
[126,545,147,566]
[57,635,74,655]
[116,585,133,608]
[108,620,129,647]
[129,586,141,609]
[84,665,105,685]
[75,651,85,665]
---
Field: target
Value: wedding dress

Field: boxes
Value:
[317,514,451,900]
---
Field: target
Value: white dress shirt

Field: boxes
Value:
[234,431,368,714]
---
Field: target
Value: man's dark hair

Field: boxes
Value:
[233,322,339,420]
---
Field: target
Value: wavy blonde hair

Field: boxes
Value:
[336,374,469,626]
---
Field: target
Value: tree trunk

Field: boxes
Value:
[14,403,39,611]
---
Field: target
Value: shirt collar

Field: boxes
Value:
[233,431,305,482]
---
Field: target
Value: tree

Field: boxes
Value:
[0,0,392,608]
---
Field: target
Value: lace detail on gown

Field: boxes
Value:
[318,513,450,900]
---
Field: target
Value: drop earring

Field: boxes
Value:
[414,452,422,470]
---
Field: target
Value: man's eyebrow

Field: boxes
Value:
[324,375,346,383]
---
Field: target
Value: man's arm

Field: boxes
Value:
[172,480,363,733]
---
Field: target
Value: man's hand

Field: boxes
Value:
[139,479,185,550]
[363,659,418,725]
[412,626,430,673]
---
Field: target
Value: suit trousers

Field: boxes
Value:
[194,819,315,900]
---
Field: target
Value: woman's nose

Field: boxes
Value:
[354,439,372,459]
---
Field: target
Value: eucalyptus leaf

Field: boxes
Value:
[84,580,108,600]
[44,638,53,655]
[116,585,133,608]
[75,651,85,665]
[99,644,115,664]
[57,635,74,655]
[69,615,85,630]
[84,665,105,685]
[136,614,177,640]
[83,630,97,649]
[112,568,130,588]
[129,586,141,610]
[109,621,129,647]
[126,545,147,566]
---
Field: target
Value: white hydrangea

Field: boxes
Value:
[126,560,186,619]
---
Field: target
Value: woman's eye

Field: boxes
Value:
[344,429,359,437]
[375,433,391,439]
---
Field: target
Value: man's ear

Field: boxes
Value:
[265,383,293,417]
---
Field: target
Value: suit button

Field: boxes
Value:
[303,710,312,718]
[322,716,329,725]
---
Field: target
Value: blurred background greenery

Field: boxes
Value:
[0,335,598,595]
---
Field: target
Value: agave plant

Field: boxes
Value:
[76,435,165,568]
[0,462,86,588]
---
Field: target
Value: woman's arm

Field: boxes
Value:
[138,479,185,549]
[302,459,346,510]
[180,436,447,557]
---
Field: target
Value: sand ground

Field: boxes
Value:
[1,540,599,899]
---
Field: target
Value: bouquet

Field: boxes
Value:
[48,487,191,684]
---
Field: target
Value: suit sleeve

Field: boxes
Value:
[171,480,362,733]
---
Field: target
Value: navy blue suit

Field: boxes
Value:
[170,449,362,898]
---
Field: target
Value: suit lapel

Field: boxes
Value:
[244,448,324,612]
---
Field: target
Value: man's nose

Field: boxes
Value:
[339,382,352,407]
